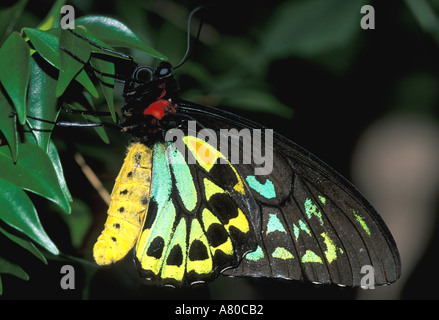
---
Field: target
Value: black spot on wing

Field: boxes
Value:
[208,193,238,224]
[206,223,229,248]
[189,240,209,261]
[167,245,184,266]
[147,236,165,259]
[143,200,158,230]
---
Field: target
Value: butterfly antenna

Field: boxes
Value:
[173,5,206,70]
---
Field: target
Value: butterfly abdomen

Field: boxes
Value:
[93,142,153,265]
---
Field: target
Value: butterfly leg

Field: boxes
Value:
[58,45,128,84]
[24,114,121,130]
[62,105,113,117]
[67,29,133,61]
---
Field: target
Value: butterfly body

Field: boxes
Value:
[93,142,152,265]
[118,62,178,137]
[93,61,401,288]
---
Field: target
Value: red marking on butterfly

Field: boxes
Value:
[143,99,173,120]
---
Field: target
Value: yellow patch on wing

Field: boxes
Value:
[160,218,187,282]
[203,178,225,201]
[184,136,221,172]
[135,200,176,275]
[201,208,234,256]
[184,136,246,196]
[226,208,250,234]
[186,219,213,275]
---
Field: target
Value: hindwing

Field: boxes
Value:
[134,136,259,287]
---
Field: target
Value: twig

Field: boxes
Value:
[73,152,111,206]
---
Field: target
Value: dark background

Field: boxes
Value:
[1,0,439,300]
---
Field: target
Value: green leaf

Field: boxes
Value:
[405,0,439,34]
[90,56,116,122]
[0,0,28,45]
[24,28,98,98]
[81,27,131,60]
[260,0,364,61]
[67,100,110,144]
[0,32,30,125]
[57,27,91,97]
[0,84,18,162]
[0,144,70,214]
[0,177,58,255]
[57,31,87,95]
[404,0,439,46]
[47,140,73,203]
[62,198,92,249]
[27,56,59,152]
[0,256,29,280]
[24,28,60,68]
[76,15,167,60]
[36,0,66,30]
[76,70,99,98]
[222,88,294,118]
[0,225,47,264]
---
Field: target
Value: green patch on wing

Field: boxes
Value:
[245,245,264,262]
[272,247,294,260]
[293,219,311,240]
[321,232,337,263]
[246,176,276,199]
[167,143,197,211]
[266,213,286,234]
[353,211,371,236]
[304,198,323,225]
[301,250,323,264]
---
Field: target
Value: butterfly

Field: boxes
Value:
[89,55,401,288]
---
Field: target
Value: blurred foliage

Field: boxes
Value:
[0,0,438,299]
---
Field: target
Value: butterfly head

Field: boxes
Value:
[154,61,173,79]
[130,61,173,84]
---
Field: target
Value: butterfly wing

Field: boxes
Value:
[177,100,401,286]
[134,138,260,287]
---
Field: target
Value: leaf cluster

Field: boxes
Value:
[0,0,166,295]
